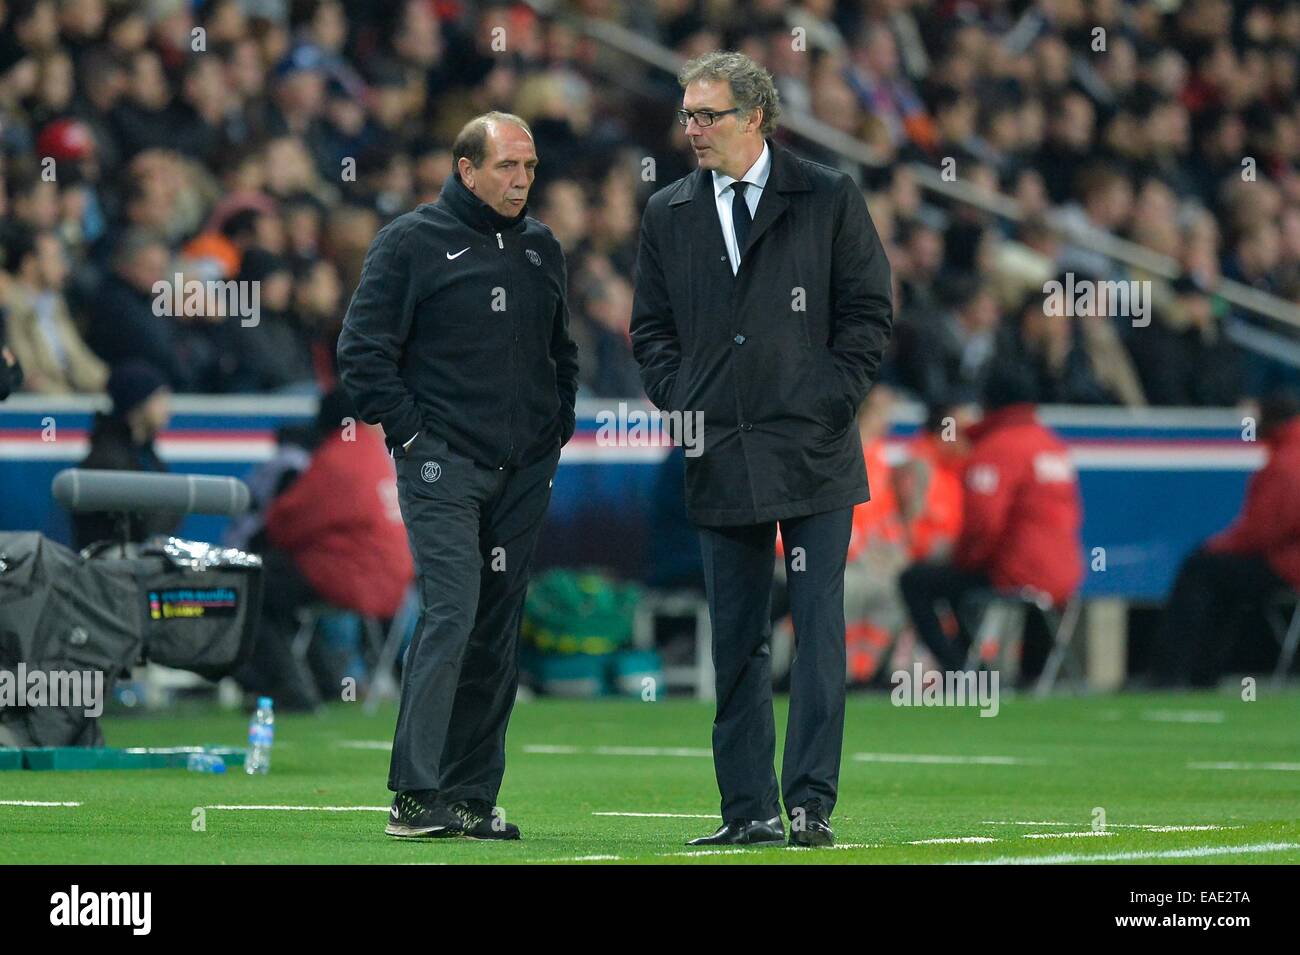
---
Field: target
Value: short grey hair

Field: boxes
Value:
[678,51,781,136]
[452,111,533,169]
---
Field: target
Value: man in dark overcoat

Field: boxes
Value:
[631,51,894,847]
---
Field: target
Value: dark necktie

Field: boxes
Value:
[730,181,751,262]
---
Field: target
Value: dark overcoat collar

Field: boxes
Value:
[668,139,811,261]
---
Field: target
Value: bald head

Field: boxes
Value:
[452,111,537,217]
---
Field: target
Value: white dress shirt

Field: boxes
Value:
[712,142,772,275]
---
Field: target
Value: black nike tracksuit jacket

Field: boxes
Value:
[337,172,579,469]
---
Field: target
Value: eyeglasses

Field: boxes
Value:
[676,108,740,128]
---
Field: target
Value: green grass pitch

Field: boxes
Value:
[2,690,1298,864]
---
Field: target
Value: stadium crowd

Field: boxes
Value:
[1,0,1297,405]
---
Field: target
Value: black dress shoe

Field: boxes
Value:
[788,809,834,847]
[686,817,785,847]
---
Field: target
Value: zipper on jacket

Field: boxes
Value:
[497,230,515,466]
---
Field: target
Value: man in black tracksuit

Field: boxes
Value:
[337,112,578,841]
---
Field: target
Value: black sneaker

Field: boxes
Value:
[385,790,463,838]
[449,799,521,840]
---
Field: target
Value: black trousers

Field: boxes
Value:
[697,506,853,822]
[899,562,993,672]
[388,432,559,799]
[1153,549,1285,688]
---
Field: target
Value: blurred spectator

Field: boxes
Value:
[72,360,181,549]
[86,228,193,389]
[894,401,970,563]
[534,177,587,254]
[1002,278,1147,406]
[774,385,912,684]
[7,167,61,232]
[292,256,343,389]
[1152,391,1300,687]
[894,274,1000,406]
[1,225,106,393]
[837,385,912,682]
[1125,273,1243,406]
[1055,162,1132,280]
[247,389,415,708]
[221,248,316,393]
[109,48,178,159]
[572,253,638,397]
[899,358,1083,674]
[992,214,1059,311]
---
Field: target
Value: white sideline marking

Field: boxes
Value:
[205,804,388,812]
[1024,831,1114,839]
[522,745,712,758]
[0,800,82,807]
[336,740,392,750]
[953,842,1300,865]
[593,812,718,818]
[908,837,997,845]
[982,821,1239,830]
[519,844,881,863]
[1144,825,1242,832]
[1142,710,1225,724]
[556,855,623,862]
[981,820,1076,826]
[667,842,878,858]
[1189,761,1300,772]
[853,752,1040,766]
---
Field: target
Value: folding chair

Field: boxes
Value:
[291,594,415,711]
[363,584,419,713]
[633,588,714,700]
[1266,590,1300,688]
[961,587,1083,696]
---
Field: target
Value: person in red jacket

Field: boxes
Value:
[248,389,414,708]
[900,360,1083,673]
[1153,391,1300,687]
[265,419,414,622]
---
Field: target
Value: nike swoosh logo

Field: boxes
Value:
[447,248,469,260]
[390,806,399,817]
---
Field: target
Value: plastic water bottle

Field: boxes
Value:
[186,752,226,773]
[246,696,274,775]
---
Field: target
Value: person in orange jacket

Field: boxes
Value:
[893,400,972,562]
[1153,391,1300,687]
[840,386,910,682]
[900,359,1083,673]
[775,386,910,683]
